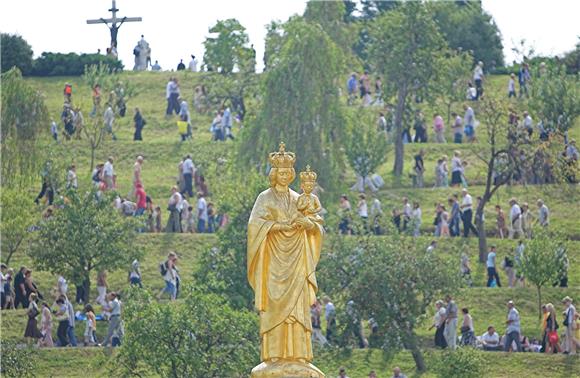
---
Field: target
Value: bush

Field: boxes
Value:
[0,340,36,377]
[31,52,123,76]
[1,33,34,74]
[430,348,487,378]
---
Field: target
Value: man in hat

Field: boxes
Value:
[562,296,577,354]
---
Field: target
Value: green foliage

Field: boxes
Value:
[367,2,448,175]
[518,229,569,318]
[433,50,473,123]
[28,190,141,303]
[193,169,265,309]
[359,0,399,19]
[241,18,346,187]
[529,67,580,133]
[345,110,390,180]
[319,235,460,371]
[116,287,259,378]
[203,19,253,74]
[0,340,36,377]
[1,33,34,75]
[432,1,504,68]
[0,189,36,265]
[563,38,580,74]
[430,347,487,378]
[30,52,123,76]
[1,68,49,188]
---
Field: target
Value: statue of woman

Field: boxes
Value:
[247,143,325,377]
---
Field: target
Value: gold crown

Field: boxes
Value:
[269,142,296,168]
[300,165,317,182]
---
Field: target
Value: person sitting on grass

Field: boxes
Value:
[481,326,501,351]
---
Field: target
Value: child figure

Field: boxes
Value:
[84,304,97,346]
[153,206,162,233]
[295,166,323,224]
[185,206,195,233]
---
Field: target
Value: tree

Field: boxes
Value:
[433,50,473,124]
[563,38,580,74]
[529,66,580,133]
[367,2,448,176]
[0,341,36,377]
[344,111,390,188]
[116,287,259,378]
[29,190,141,304]
[0,189,36,265]
[263,21,285,71]
[432,1,504,69]
[203,19,253,74]
[193,169,264,310]
[319,235,459,372]
[0,33,33,75]
[240,18,346,187]
[518,230,568,319]
[1,68,49,189]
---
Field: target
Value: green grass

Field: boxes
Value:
[2,72,579,376]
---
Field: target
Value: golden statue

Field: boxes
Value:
[248,143,325,377]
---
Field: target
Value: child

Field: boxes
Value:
[508,73,516,98]
[495,205,507,239]
[153,206,162,233]
[295,165,323,223]
[50,119,58,142]
[84,304,97,346]
[185,206,195,233]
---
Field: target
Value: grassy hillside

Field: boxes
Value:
[1,72,578,377]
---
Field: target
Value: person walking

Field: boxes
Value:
[451,112,463,144]
[473,61,484,100]
[39,301,54,347]
[65,295,78,347]
[102,292,123,348]
[24,293,42,344]
[55,296,69,347]
[486,246,501,287]
[411,202,422,237]
[181,155,195,198]
[443,295,458,350]
[103,104,116,141]
[562,296,577,354]
[133,107,146,141]
[166,186,183,233]
[433,114,446,143]
[537,199,550,227]
[504,300,522,352]
[196,192,208,233]
[430,300,447,348]
[508,198,524,239]
[544,303,562,354]
[323,296,336,344]
[460,189,478,237]
[414,149,425,188]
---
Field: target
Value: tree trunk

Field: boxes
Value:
[476,199,488,263]
[83,275,91,305]
[393,87,407,176]
[5,248,16,266]
[90,144,96,173]
[537,286,542,320]
[403,333,426,372]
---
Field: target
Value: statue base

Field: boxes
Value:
[251,360,325,378]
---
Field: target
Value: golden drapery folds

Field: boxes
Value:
[247,143,325,377]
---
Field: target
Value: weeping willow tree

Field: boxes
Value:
[1,68,49,188]
[241,18,345,187]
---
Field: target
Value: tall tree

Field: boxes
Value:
[432,1,504,69]
[241,18,345,186]
[304,0,359,56]
[203,19,253,74]
[29,190,141,303]
[367,2,447,176]
[0,34,33,74]
[1,68,49,188]
[433,50,473,124]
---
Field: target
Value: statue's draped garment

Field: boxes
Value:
[248,187,323,361]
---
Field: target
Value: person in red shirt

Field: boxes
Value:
[134,183,147,217]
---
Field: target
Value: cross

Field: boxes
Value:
[86,0,142,49]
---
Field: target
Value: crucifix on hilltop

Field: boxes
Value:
[86,0,142,49]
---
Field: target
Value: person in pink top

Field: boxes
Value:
[135,183,147,217]
[433,114,446,143]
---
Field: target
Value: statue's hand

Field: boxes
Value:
[272,223,293,232]
[293,217,314,230]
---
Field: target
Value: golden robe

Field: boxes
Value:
[248,187,323,361]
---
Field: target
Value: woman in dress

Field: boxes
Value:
[39,301,54,347]
[440,206,450,237]
[24,293,42,344]
[545,303,562,353]
[495,205,508,239]
[430,300,447,348]
[460,307,475,346]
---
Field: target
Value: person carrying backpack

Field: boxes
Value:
[158,252,177,300]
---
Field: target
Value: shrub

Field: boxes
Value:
[430,348,487,378]
[0,340,36,377]
[31,52,123,76]
[0,33,34,75]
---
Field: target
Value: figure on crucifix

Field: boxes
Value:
[87,0,142,56]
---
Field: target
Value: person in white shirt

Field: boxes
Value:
[357,194,368,231]
[103,157,115,190]
[322,296,336,343]
[463,104,476,142]
[181,155,195,198]
[537,199,549,227]
[430,300,447,348]
[562,296,577,354]
[411,202,422,237]
[504,300,522,352]
[522,111,533,137]
[450,151,464,187]
[486,246,501,287]
[508,73,516,98]
[57,275,68,297]
[460,189,478,237]
[473,61,484,100]
[103,105,116,140]
[402,197,412,231]
[166,186,183,233]
[197,192,208,233]
[188,55,197,72]
[481,326,502,351]
[151,60,161,71]
[508,198,523,239]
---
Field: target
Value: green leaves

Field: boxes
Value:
[203,19,254,74]
[116,287,259,378]
[0,188,36,265]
